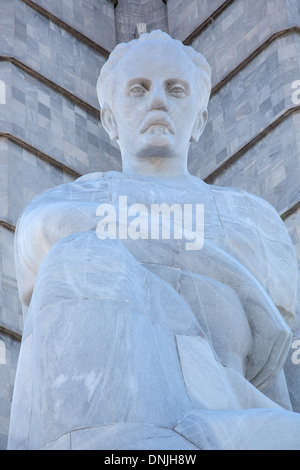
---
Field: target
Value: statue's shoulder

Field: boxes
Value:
[209,183,292,244]
[209,184,297,320]
[21,172,111,215]
[209,183,272,210]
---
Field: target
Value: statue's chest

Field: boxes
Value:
[77,177,263,275]
[108,177,227,249]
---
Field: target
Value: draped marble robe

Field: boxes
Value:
[7,171,300,450]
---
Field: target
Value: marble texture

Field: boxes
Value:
[40,423,199,451]
[8,171,300,449]
[0,332,20,450]
[167,0,225,42]
[190,0,300,89]
[8,31,300,450]
[3,0,300,453]
[0,138,75,228]
[0,0,108,109]
[115,0,168,43]
[0,227,22,335]
[175,408,300,450]
[28,0,117,52]
[286,208,300,271]
[0,136,76,337]
[0,61,121,176]
[209,113,300,217]
[189,33,300,181]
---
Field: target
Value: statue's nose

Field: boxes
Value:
[148,88,168,112]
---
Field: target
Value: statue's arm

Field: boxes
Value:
[14,182,100,307]
[245,191,298,326]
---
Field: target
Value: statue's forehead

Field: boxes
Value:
[116,40,194,81]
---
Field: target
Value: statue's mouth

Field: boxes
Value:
[139,113,175,135]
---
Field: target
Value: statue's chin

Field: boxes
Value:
[136,135,177,159]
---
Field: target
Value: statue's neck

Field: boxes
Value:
[121,154,189,180]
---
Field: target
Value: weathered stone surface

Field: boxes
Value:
[0,227,22,334]
[0,0,108,109]
[208,114,300,218]
[8,30,300,451]
[0,139,75,227]
[40,423,199,451]
[0,61,121,176]
[0,332,20,450]
[115,0,168,43]
[175,408,300,450]
[29,0,117,52]
[167,0,225,42]
[189,34,300,182]
[190,0,300,89]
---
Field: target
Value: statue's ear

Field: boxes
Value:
[100,104,119,141]
[190,110,208,143]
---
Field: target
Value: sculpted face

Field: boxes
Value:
[101,39,207,161]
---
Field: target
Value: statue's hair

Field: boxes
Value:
[97,30,211,111]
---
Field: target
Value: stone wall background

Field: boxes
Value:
[0,0,299,448]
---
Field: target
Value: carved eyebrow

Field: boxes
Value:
[165,79,191,94]
[125,78,151,93]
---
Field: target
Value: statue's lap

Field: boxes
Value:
[21,232,284,449]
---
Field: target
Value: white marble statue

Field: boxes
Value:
[8,30,300,450]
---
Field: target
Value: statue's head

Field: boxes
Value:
[97,30,211,162]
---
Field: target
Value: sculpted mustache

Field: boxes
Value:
[139,115,176,135]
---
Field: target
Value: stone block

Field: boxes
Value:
[0,227,22,335]
[208,113,300,217]
[0,332,21,450]
[188,34,300,183]
[0,138,75,226]
[167,0,225,42]
[0,62,121,176]
[190,0,300,88]
[115,0,168,43]
[0,0,108,109]
[28,0,117,52]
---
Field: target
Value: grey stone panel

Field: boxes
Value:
[188,33,300,182]
[190,0,300,89]
[0,0,108,109]
[28,0,117,52]
[0,136,80,444]
[0,138,75,227]
[0,135,78,336]
[208,113,300,220]
[167,0,225,42]
[0,226,22,335]
[0,331,20,450]
[0,62,122,176]
[115,0,168,43]
[0,148,8,222]
[285,207,300,268]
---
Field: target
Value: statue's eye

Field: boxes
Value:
[129,85,146,97]
[168,85,186,97]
